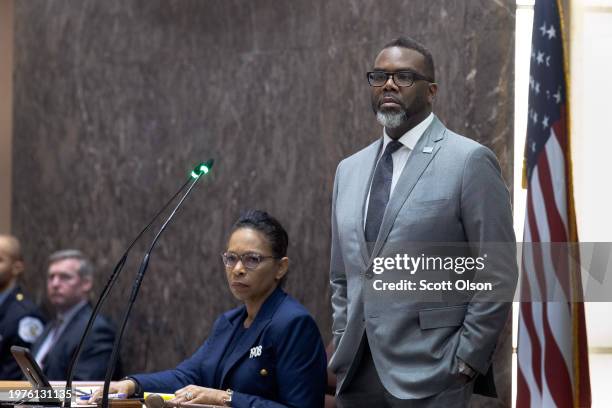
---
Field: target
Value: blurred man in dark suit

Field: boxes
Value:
[32,249,120,380]
[0,234,45,379]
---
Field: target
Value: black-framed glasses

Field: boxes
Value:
[366,70,433,87]
[221,251,277,270]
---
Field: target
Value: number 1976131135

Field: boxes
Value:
[5,388,72,400]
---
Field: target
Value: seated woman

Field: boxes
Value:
[91,210,327,407]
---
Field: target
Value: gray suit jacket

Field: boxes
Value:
[329,116,517,399]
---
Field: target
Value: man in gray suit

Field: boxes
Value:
[329,37,517,407]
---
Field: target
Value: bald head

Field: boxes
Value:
[0,235,23,262]
[0,235,24,291]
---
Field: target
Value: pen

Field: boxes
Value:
[79,393,127,400]
[75,389,91,396]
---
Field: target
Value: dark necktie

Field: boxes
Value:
[365,140,403,243]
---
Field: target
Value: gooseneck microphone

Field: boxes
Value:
[100,160,214,408]
[62,160,214,408]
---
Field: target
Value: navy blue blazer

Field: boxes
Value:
[132,287,327,408]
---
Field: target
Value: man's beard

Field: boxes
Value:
[376,109,407,129]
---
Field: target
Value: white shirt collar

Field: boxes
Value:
[382,112,435,151]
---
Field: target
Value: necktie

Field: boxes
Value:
[365,140,403,243]
[34,317,63,367]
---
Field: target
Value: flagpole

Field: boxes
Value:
[555,2,589,407]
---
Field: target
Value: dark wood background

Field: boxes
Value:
[12,1,514,405]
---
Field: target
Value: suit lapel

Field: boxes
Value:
[48,303,89,360]
[209,310,246,383]
[355,140,383,264]
[0,286,17,316]
[31,325,53,356]
[219,288,286,386]
[35,302,88,358]
[59,303,89,341]
[369,117,447,262]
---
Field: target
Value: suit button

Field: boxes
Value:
[365,272,373,279]
[260,368,268,376]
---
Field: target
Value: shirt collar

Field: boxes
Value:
[382,112,434,152]
[0,284,16,308]
[57,299,87,324]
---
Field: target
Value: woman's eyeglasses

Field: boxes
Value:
[221,251,277,270]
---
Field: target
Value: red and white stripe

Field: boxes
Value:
[517,123,580,408]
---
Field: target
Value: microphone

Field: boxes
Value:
[62,160,214,408]
[145,394,221,408]
[100,160,214,408]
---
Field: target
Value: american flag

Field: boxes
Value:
[516,1,591,407]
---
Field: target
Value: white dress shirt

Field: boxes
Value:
[364,113,434,227]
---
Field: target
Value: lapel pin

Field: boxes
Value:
[422,146,434,154]
[249,345,263,358]
[260,368,268,376]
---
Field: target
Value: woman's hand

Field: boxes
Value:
[87,380,136,404]
[172,385,229,406]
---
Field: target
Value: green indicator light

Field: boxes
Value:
[190,159,214,179]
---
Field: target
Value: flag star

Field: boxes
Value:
[553,89,562,103]
[535,82,540,94]
[532,112,538,124]
[532,141,537,152]
[542,116,549,129]
[537,51,545,64]
[545,56,551,66]
[529,76,535,89]
[547,25,556,39]
[540,22,547,36]
[531,49,536,60]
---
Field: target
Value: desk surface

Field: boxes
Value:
[0,382,104,388]
[0,383,222,408]
[0,382,131,407]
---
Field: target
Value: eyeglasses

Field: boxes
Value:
[221,251,277,270]
[366,70,433,87]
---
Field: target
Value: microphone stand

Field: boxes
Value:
[100,160,214,408]
[62,160,213,408]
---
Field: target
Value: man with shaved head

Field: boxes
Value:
[0,234,45,379]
